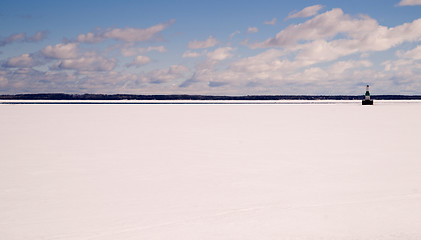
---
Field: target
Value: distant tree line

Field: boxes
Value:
[1,93,421,100]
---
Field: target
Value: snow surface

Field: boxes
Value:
[1,101,421,240]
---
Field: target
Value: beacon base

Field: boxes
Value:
[362,100,374,105]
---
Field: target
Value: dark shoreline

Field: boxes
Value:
[1,93,421,101]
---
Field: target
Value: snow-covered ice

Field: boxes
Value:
[1,101,421,240]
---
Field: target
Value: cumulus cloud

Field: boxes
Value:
[147,65,189,84]
[0,67,81,93]
[229,30,241,39]
[397,0,421,6]
[120,44,167,57]
[397,45,421,59]
[218,7,421,92]
[3,33,27,45]
[4,53,40,68]
[384,45,421,72]
[287,67,328,83]
[182,49,284,88]
[188,36,218,49]
[383,58,420,72]
[144,46,167,53]
[179,68,215,88]
[127,55,151,67]
[77,19,175,43]
[254,9,377,48]
[104,21,174,42]
[228,49,292,76]
[264,18,277,25]
[328,60,372,75]
[293,40,358,66]
[2,6,421,95]
[0,70,8,87]
[0,31,48,47]
[183,7,421,94]
[182,50,202,58]
[250,8,421,67]
[41,43,79,59]
[120,47,141,57]
[286,5,324,20]
[182,39,376,90]
[207,47,234,61]
[180,47,235,87]
[53,56,116,71]
[189,53,375,93]
[77,32,104,43]
[247,27,259,33]
[0,66,150,94]
[27,31,48,42]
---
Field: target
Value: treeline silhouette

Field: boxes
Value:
[1,93,421,100]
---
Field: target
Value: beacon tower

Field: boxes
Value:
[362,85,373,105]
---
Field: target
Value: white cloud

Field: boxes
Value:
[247,27,259,33]
[294,40,358,66]
[4,53,39,68]
[41,43,79,59]
[188,36,218,49]
[288,67,328,83]
[397,0,421,6]
[207,47,234,61]
[0,66,151,94]
[0,31,47,47]
[229,31,241,39]
[144,46,167,53]
[27,31,48,42]
[78,20,175,43]
[230,49,283,72]
[127,55,151,67]
[397,45,421,60]
[120,46,139,57]
[264,18,277,25]
[2,33,26,45]
[224,49,294,81]
[185,44,375,91]
[54,56,116,71]
[77,32,104,43]
[2,6,421,95]
[120,45,167,57]
[328,60,372,75]
[250,8,421,67]
[0,68,82,93]
[354,19,421,51]
[254,9,379,48]
[147,65,189,84]
[384,45,421,72]
[182,50,202,58]
[286,5,324,20]
[180,49,290,88]
[104,22,172,42]
[0,70,7,87]
[383,59,412,71]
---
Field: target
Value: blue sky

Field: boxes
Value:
[1,0,421,95]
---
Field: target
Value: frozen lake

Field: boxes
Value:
[1,101,421,240]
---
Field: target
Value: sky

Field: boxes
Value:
[1,0,421,95]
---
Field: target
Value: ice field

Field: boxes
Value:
[1,101,421,240]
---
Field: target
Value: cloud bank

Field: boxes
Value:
[397,0,421,6]
[264,18,277,25]
[77,20,175,43]
[188,36,218,49]
[0,6,420,95]
[0,31,48,47]
[286,5,324,20]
